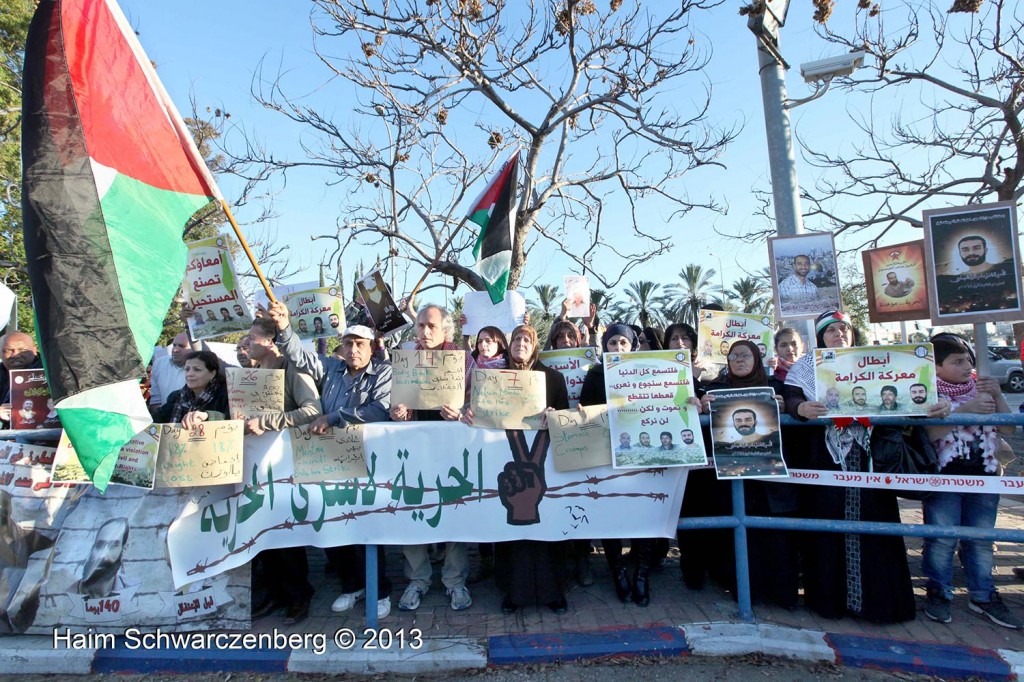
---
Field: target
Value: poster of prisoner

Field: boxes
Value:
[862,240,931,324]
[768,232,842,320]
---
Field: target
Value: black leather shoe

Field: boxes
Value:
[501,595,518,615]
[632,572,650,607]
[614,565,632,603]
[251,596,280,619]
[548,597,568,614]
[283,600,310,625]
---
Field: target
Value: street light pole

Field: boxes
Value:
[756,45,804,238]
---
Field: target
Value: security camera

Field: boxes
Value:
[799,51,866,83]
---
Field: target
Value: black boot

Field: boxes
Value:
[632,541,652,607]
[604,546,631,603]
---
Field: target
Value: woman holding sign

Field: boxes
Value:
[697,340,798,608]
[463,325,569,614]
[153,351,228,428]
[782,311,919,623]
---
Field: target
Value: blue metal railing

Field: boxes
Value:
[4,412,1023,627]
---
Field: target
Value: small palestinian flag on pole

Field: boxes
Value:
[21,0,222,491]
[470,153,519,304]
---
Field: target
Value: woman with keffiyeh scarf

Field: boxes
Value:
[781,311,918,623]
[153,350,228,428]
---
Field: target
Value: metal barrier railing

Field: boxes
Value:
[3,412,1022,628]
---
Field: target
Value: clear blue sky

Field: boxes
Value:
[119,0,927,311]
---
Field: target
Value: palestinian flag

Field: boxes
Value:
[469,153,519,304]
[22,0,221,491]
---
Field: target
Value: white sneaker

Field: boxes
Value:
[377,597,392,619]
[331,589,365,613]
[448,585,473,611]
[399,584,427,611]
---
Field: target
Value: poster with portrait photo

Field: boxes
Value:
[923,202,1023,325]
[8,369,60,430]
[707,387,786,480]
[862,240,931,324]
[282,286,347,340]
[768,233,842,320]
[183,236,254,341]
[813,344,937,418]
[696,309,774,375]
[356,269,411,337]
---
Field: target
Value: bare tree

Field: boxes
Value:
[800,0,1023,248]
[246,0,737,294]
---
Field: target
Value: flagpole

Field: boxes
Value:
[406,215,471,305]
[220,199,275,302]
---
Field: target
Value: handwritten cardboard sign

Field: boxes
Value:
[469,369,546,430]
[356,269,410,337]
[547,404,612,472]
[8,368,61,430]
[814,344,938,418]
[154,421,244,488]
[604,349,706,469]
[391,349,466,410]
[226,367,285,420]
[696,310,774,372]
[462,290,527,336]
[563,275,590,318]
[184,235,253,340]
[282,285,347,340]
[708,387,787,480]
[289,424,368,483]
[538,347,597,408]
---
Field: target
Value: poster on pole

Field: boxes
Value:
[604,349,706,468]
[768,232,842,320]
[462,290,527,336]
[538,347,597,408]
[183,236,253,340]
[226,367,285,421]
[708,387,786,480]
[862,240,931,324]
[922,202,1023,325]
[696,309,774,373]
[8,368,60,430]
[356,270,410,337]
[547,404,612,472]
[282,285,347,340]
[469,369,547,429]
[390,349,466,410]
[813,343,938,418]
[563,275,590,318]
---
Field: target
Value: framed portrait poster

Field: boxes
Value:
[862,240,931,324]
[767,232,842,321]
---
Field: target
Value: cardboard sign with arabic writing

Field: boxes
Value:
[289,424,368,483]
[813,344,937,418]
[184,236,253,340]
[391,349,466,410]
[226,367,285,421]
[154,421,244,488]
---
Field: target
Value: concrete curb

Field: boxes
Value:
[4,622,1021,678]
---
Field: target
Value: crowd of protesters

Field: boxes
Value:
[1,292,1019,630]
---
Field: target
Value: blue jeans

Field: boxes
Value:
[922,491,999,602]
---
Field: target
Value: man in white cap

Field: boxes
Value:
[267,301,394,619]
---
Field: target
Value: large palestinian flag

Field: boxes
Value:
[470,153,519,304]
[21,0,221,491]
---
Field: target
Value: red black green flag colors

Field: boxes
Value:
[469,153,519,304]
[21,0,221,490]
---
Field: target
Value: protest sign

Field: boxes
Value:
[290,424,368,483]
[768,232,842,320]
[356,269,410,336]
[226,367,285,421]
[0,457,248,633]
[462,290,527,336]
[183,236,253,340]
[862,240,931,323]
[922,202,1023,325]
[8,368,60,430]
[154,421,244,488]
[548,404,612,472]
[814,344,937,418]
[167,424,688,588]
[538,347,597,408]
[604,349,706,468]
[0,441,55,470]
[469,369,547,429]
[390,349,466,410]
[282,285,346,340]
[51,432,90,483]
[109,426,160,490]
[696,310,774,372]
[563,275,590,318]
[708,387,786,480]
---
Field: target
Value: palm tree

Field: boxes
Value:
[622,281,665,328]
[665,264,719,326]
[529,284,560,322]
[727,276,772,315]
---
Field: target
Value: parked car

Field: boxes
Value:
[985,352,1024,393]
[989,345,1021,361]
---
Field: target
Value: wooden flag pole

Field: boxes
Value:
[220,199,275,302]
[406,215,471,306]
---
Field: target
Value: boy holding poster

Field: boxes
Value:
[922,333,1021,629]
